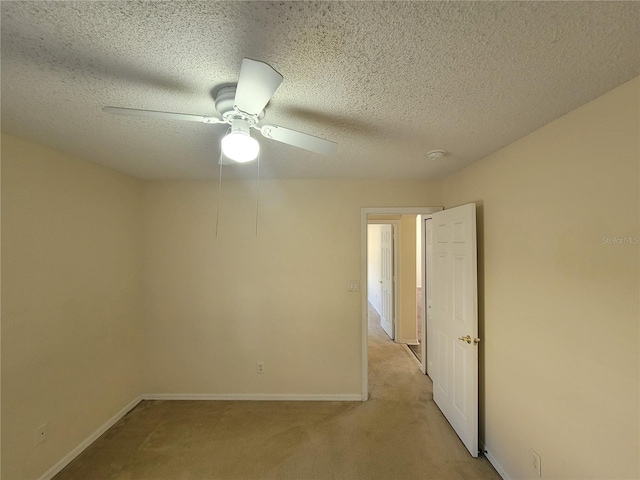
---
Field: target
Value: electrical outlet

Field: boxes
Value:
[257,362,265,374]
[35,423,48,446]
[530,449,541,478]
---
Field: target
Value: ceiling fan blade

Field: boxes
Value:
[234,58,283,116]
[260,125,337,155]
[103,107,224,124]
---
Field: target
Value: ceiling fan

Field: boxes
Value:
[103,58,337,164]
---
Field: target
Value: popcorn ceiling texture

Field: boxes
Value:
[1,1,639,179]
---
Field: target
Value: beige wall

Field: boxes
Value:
[141,179,441,395]
[442,77,639,479]
[397,214,418,344]
[1,134,144,479]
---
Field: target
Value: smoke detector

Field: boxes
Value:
[427,149,446,161]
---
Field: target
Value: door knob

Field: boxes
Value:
[458,335,480,345]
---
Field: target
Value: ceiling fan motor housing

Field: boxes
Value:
[214,85,236,119]
[215,85,264,123]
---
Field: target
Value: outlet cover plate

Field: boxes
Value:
[35,423,48,446]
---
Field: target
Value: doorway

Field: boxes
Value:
[361,207,442,400]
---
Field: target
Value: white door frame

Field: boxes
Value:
[361,206,443,400]
[422,216,437,377]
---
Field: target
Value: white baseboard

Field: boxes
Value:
[397,338,419,345]
[38,396,143,480]
[480,442,510,480]
[37,392,361,480]
[143,393,363,401]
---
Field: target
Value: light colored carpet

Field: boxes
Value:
[53,307,500,480]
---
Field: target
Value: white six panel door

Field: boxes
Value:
[431,203,478,457]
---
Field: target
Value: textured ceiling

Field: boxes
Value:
[1,1,639,180]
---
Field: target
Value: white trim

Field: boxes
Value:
[419,215,426,374]
[364,207,442,215]
[480,443,509,480]
[420,215,434,375]
[391,222,399,342]
[37,396,143,480]
[143,393,363,401]
[361,209,369,400]
[37,392,363,479]
[361,207,443,402]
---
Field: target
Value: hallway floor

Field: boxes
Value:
[53,312,500,480]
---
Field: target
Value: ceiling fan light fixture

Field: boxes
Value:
[221,118,259,163]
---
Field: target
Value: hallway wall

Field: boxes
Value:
[396,215,418,344]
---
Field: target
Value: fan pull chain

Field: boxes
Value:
[255,148,261,238]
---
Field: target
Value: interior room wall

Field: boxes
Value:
[1,134,144,480]
[140,179,441,396]
[397,214,418,344]
[442,77,639,479]
[366,224,383,314]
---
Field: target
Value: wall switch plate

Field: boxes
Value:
[257,362,265,374]
[35,423,48,446]
[347,280,360,292]
[530,449,541,478]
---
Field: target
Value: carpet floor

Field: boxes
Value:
[53,310,500,480]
